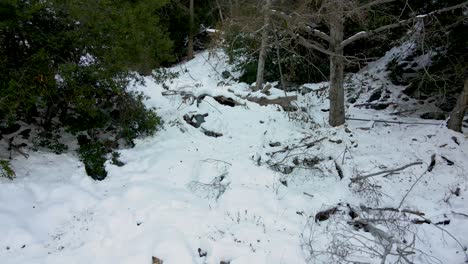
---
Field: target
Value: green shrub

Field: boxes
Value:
[78,141,108,181]
[117,92,161,145]
[111,151,125,167]
[0,0,166,180]
[32,131,68,154]
[0,160,15,180]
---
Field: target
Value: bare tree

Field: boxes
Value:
[274,0,467,126]
[254,0,272,91]
[188,0,195,60]
[447,77,468,132]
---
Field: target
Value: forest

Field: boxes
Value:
[1,0,467,263]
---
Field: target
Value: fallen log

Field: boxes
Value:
[245,95,298,111]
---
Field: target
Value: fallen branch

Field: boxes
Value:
[398,155,435,208]
[346,117,443,126]
[269,137,327,168]
[351,161,423,183]
[360,205,425,217]
[241,94,298,111]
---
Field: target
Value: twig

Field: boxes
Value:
[418,215,468,260]
[398,155,435,208]
[351,161,423,182]
[201,158,232,166]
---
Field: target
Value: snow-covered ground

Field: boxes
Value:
[1,49,467,264]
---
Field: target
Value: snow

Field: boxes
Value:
[1,49,468,264]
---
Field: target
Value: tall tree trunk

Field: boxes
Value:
[274,32,286,92]
[215,0,224,22]
[187,0,194,60]
[447,78,468,132]
[254,0,271,92]
[328,9,345,127]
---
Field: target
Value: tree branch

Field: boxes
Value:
[305,27,331,43]
[340,1,468,47]
[354,0,397,13]
[350,161,423,182]
[295,35,339,58]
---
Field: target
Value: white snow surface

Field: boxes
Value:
[1,50,468,264]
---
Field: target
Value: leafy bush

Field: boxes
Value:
[116,92,161,145]
[32,131,68,154]
[0,160,15,180]
[78,141,108,181]
[0,0,166,179]
[111,152,125,167]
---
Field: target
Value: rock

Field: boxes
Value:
[19,129,31,139]
[198,248,207,257]
[184,113,208,128]
[152,256,163,264]
[420,112,446,120]
[347,97,357,104]
[213,96,240,107]
[269,142,281,147]
[315,207,338,222]
[221,70,231,79]
[201,128,223,138]
[0,123,21,135]
[303,157,321,167]
[402,84,417,96]
[281,166,294,174]
[370,103,390,110]
[220,261,231,264]
[280,179,288,186]
[367,89,382,102]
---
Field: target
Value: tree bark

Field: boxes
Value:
[447,78,468,132]
[254,0,271,92]
[328,6,345,127]
[187,0,195,60]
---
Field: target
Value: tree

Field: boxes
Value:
[0,0,173,179]
[188,0,195,60]
[447,77,468,132]
[287,0,468,126]
[253,0,272,91]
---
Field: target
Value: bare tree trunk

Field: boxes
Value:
[215,0,224,22]
[274,31,286,92]
[328,6,345,127]
[254,0,271,92]
[187,0,195,60]
[447,78,468,132]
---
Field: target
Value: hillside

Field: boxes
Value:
[1,48,467,264]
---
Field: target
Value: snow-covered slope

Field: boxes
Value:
[1,50,467,264]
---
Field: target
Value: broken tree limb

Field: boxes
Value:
[360,205,425,217]
[398,155,435,208]
[247,95,297,107]
[346,117,443,126]
[350,161,423,183]
[231,92,298,111]
[271,137,327,155]
[162,90,246,108]
[260,83,272,94]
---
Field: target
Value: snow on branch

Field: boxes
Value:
[340,1,468,47]
[354,0,397,13]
